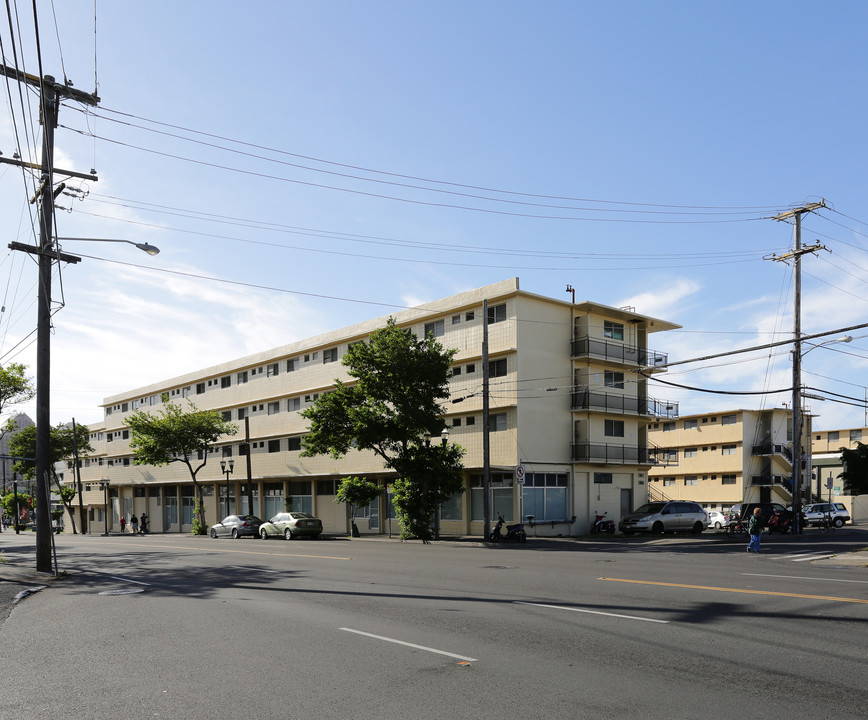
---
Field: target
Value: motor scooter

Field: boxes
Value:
[590,510,616,534]
[766,509,792,534]
[490,515,527,543]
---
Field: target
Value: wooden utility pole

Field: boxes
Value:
[2,65,99,571]
[482,299,491,542]
[771,200,826,534]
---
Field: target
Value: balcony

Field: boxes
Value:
[750,473,793,492]
[570,336,668,368]
[648,444,679,466]
[751,443,793,463]
[571,442,651,464]
[570,388,678,418]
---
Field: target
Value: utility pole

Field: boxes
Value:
[482,299,491,542]
[1,65,99,571]
[770,200,826,534]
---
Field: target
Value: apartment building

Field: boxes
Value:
[647,408,804,513]
[61,277,679,538]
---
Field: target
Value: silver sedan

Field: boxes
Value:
[209,515,263,539]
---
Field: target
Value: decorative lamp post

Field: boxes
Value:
[220,458,235,518]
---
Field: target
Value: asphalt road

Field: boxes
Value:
[1,528,867,720]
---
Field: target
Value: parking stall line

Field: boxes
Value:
[514,601,669,624]
[339,628,478,662]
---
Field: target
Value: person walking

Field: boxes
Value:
[130,514,139,534]
[120,515,126,533]
[140,512,148,534]
[747,507,763,553]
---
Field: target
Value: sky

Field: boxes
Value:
[1,1,868,434]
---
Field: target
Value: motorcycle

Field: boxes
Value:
[490,514,527,543]
[590,510,616,534]
[766,509,792,534]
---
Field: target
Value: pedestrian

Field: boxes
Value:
[747,507,763,553]
[120,515,126,533]
[140,512,148,534]
[130,514,139,534]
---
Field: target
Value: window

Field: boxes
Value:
[593,472,613,484]
[722,444,737,455]
[604,371,624,389]
[268,439,281,453]
[267,363,279,377]
[662,421,675,432]
[604,419,624,437]
[684,476,698,486]
[237,407,247,420]
[489,413,507,432]
[683,419,698,430]
[220,376,231,389]
[287,437,302,451]
[466,416,476,426]
[452,418,462,427]
[465,310,475,321]
[268,401,280,415]
[684,447,698,458]
[721,414,737,425]
[288,397,301,411]
[722,474,737,485]
[487,303,506,324]
[196,382,206,394]
[221,411,231,421]
[850,429,861,442]
[523,473,567,520]
[663,478,675,486]
[827,431,839,442]
[237,371,248,384]
[424,319,445,337]
[466,363,476,374]
[222,446,232,457]
[452,314,462,325]
[603,321,624,340]
[452,366,462,376]
[489,358,507,377]
[323,348,338,363]
[287,358,298,372]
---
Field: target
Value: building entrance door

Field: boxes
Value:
[620,488,633,517]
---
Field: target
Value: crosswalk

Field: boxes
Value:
[768,550,838,563]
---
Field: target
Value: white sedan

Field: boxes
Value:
[706,511,728,530]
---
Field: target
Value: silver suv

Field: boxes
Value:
[619,500,708,535]
[802,502,850,528]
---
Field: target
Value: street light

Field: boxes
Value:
[220,458,234,519]
[792,334,853,532]
[99,479,110,536]
[56,236,161,256]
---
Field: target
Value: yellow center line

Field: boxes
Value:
[99,540,352,561]
[599,577,868,604]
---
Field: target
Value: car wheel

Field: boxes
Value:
[260,528,268,540]
[692,522,703,535]
[651,521,664,535]
[714,521,722,530]
[231,528,239,539]
[284,528,293,540]
[833,517,844,528]
[210,528,217,539]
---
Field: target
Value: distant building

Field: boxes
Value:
[60,278,680,536]
[0,412,34,493]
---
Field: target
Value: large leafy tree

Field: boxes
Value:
[302,317,464,541]
[0,363,35,416]
[8,422,93,534]
[128,400,237,534]
[839,443,868,495]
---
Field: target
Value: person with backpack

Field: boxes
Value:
[130,514,139,534]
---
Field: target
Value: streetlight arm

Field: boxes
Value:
[55,237,160,256]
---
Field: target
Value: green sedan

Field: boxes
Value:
[259,512,323,540]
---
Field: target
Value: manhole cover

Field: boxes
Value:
[99,588,145,596]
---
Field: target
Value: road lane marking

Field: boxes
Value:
[514,601,669,624]
[742,573,868,585]
[791,554,836,562]
[107,575,150,586]
[339,628,478,662]
[599,577,868,604]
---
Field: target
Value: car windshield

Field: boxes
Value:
[633,503,666,514]
[240,515,261,522]
[290,513,313,519]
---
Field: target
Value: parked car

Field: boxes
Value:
[209,515,263,539]
[727,503,793,533]
[259,512,323,540]
[619,500,707,535]
[802,502,850,528]
[706,510,727,530]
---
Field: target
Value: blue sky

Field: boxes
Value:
[1,1,867,432]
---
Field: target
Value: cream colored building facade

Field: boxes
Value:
[647,408,803,513]
[61,278,680,538]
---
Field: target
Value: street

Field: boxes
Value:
[1,529,867,720]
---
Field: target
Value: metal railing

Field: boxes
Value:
[751,443,793,462]
[571,442,651,464]
[570,336,668,368]
[570,389,678,418]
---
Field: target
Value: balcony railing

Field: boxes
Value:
[570,336,668,368]
[571,442,651,464]
[648,445,679,466]
[570,388,678,418]
[751,443,793,463]
[750,474,793,493]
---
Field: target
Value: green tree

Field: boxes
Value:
[302,317,464,541]
[8,422,93,534]
[127,400,237,534]
[336,476,383,536]
[0,363,35,416]
[1,490,33,530]
[839,443,868,495]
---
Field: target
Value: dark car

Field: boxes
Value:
[209,514,263,539]
[727,502,793,533]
